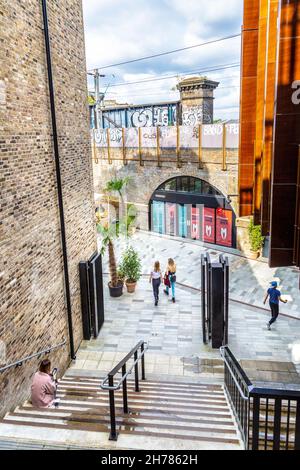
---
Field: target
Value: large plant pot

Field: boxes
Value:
[126,280,137,293]
[247,249,259,260]
[108,281,123,298]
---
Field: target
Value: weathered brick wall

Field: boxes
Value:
[93,147,239,230]
[0,0,97,415]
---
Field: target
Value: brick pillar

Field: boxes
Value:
[177,77,219,125]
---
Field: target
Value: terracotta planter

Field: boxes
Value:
[247,250,259,260]
[108,281,123,298]
[126,280,137,293]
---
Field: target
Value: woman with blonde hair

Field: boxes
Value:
[149,261,163,306]
[164,258,177,303]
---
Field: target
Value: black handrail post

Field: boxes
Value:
[141,343,146,380]
[108,375,118,441]
[134,351,139,392]
[122,364,128,414]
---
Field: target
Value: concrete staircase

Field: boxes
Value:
[0,374,243,450]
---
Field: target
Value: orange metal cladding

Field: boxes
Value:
[239,0,260,217]
[253,0,268,225]
[269,0,300,267]
[260,0,279,235]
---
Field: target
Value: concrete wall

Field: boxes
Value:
[0,0,97,415]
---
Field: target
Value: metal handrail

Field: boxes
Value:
[101,343,148,391]
[220,346,300,450]
[220,346,252,401]
[0,340,66,373]
[101,340,147,441]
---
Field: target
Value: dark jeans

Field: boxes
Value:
[152,278,161,302]
[269,302,279,325]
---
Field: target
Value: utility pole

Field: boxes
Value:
[94,69,105,129]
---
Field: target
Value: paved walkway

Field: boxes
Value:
[68,231,300,384]
[101,230,300,319]
[71,277,300,379]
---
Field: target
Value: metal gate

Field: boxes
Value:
[201,253,229,348]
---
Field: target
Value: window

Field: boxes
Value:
[202,181,216,195]
[157,177,221,196]
[178,176,189,192]
[164,178,177,191]
[190,177,202,193]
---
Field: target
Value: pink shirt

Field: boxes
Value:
[31,372,56,408]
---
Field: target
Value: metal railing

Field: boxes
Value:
[0,340,66,373]
[100,340,148,441]
[220,346,300,450]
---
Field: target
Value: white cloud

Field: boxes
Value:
[82,0,243,119]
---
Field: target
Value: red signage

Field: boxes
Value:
[191,207,200,239]
[216,209,232,247]
[203,207,215,243]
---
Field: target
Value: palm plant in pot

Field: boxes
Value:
[104,176,131,220]
[119,246,142,293]
[97,207,136,298]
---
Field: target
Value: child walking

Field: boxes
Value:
[149,261,163,306]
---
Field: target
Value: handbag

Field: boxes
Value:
[170,273,176,283]
[164,273,171,287]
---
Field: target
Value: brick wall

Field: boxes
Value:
[92,147,239,230]
[0,0,97,415]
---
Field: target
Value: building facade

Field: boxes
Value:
[0,0,97,415]
[239,0,300,267]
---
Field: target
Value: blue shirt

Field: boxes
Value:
[267,288,281,304]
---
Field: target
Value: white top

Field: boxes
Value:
[151,271,161,280]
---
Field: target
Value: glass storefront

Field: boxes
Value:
[150,177,235,248]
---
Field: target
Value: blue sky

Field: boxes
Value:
[82,0,243,120]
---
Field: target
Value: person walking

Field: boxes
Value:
[264,281,287,330]
[164,258,177,303]
[149,261,163,306]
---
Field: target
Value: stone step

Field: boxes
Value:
[57,387,227,404]
[63,376,223,391]
[8,408,237,434]
[22,402,233,421]
[1,415,240,444]
[54,397,232,415]
[0,373,242,450]
[0,423,242,450]
[56,392,230,411]
[58,379,225,396]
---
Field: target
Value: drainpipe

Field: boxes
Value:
[41,0,76,359]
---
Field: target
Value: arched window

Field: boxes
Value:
[157,177,222,196]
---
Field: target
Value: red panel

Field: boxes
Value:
[203,208,215,243]
[216,209,233,247]
[191,207,200,240]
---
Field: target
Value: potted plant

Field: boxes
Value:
[119,246,142,293]
[97,207,136,297]
[248,219,264,259]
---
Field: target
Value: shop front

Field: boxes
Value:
[149,176,236,248]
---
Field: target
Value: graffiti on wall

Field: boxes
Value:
[130,107,172,127]
[93,123,239,149]
[182,103,212,126]
[101,104,178,129]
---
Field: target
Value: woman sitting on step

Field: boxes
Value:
[31,359,59,408]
